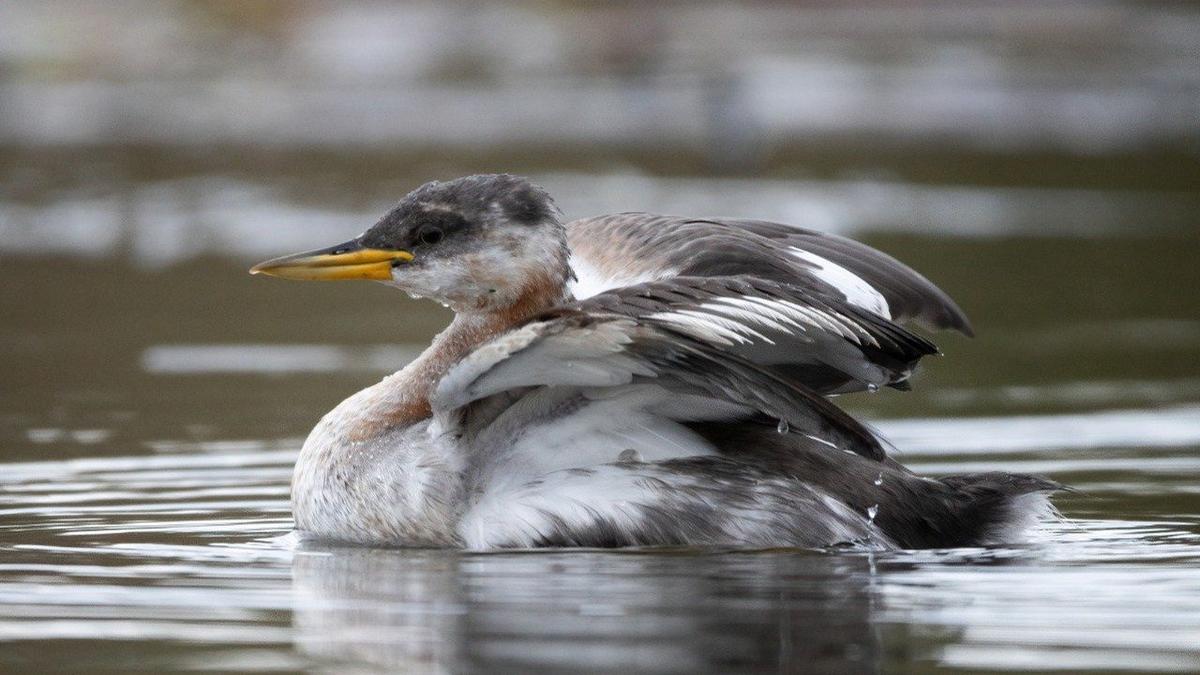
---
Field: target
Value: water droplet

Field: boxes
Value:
[873,472,883,486]
[866,504,879,524]
[776,419,789,434]
[867,383,879,393]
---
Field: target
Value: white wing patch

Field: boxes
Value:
[790,248,891,319]
[648,296,879,349]
[647,309,769,345]
[568,253,674,300]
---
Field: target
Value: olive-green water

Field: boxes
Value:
[4,2,1200,672]
[3,161,1199,671]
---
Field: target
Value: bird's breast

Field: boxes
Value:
[291,387,465,547]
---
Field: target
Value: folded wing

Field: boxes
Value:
[433,213,978,548]
[578,275,938,394]
[433,308,886,462]
[567,213,973,335]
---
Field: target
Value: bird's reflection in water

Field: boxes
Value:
[291,544,896,673]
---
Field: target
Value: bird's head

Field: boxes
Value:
[250,174,569,313]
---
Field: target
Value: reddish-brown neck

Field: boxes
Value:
[347,271,569,440]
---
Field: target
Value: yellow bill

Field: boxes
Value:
[249,240,413,281]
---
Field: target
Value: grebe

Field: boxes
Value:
[250,174,1056,549]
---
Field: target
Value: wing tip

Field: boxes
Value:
[917,296,975,338]
[947,306,976,338]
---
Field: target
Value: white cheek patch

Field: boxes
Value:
[391,260,463,303]
[790,248,891,319]
[391,247,530,309]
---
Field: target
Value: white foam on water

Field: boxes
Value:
[877,405,1200,455]
[2,174,1198,266]
[140,344,424,375]
[932,375,1200,410]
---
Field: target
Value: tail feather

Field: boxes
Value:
[689,421,1062,549]
[936,472,1063,546]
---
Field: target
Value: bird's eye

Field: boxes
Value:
[419,227,444,246]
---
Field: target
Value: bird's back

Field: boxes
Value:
[437,211,1058,550]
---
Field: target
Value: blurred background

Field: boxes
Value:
[2,2,1200,673]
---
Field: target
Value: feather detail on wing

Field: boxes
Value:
[418,211,1024,550]
[458,457,887,550]
[433,213,964,478]
[567,213,973,335]
[574,275,938,394]
[432,310,887,461]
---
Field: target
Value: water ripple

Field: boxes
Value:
[1,412,1198,672]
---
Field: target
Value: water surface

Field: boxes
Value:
[3,2,1200,671]
[3,220,1199,672]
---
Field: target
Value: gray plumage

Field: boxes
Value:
[565,275,939,395]
[567,213,973,335]
[264,174,1057,551]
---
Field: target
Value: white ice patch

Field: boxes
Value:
[790,248,890,319]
